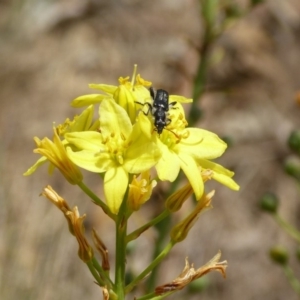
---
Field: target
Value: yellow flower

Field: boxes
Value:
[127,170,157,211]
[65,98,161,214]
[57,105,99,135]
[72,65,151,124]
[156,126,227,200]
[24,105,95,181]
[24,126,83,184]
[138,100,237,199]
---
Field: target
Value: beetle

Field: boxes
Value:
[136,87,177,134]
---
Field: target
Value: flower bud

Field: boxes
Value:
[165,183,193,212]
[284,156,300,181]
[269,245,288,265]
[32,127,83,184]
[288,130,300,155]
[259,192,279,213]
[170,191,214,243]
[127,171,157,211]
[251,0,264,7]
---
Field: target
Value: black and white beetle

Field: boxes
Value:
[136,87,177,134]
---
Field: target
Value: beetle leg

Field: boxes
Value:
[135,101,153,115]
[169,101,177,109]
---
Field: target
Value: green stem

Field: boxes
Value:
[273,214,300,244]
[114,196,129,298]
[136,291,174,300]
[78,181,116,220]
[126,209,170,243]
[283,264,300,295]
[126,241,175,294]
[86,260,105,286]
[191,46,209,105]
[189,0,219,126]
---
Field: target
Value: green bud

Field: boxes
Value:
[251,0,264,6]
[269,246,289,265]
[259,192,279,213]
[288,130,300,154]
[284,156,300,181]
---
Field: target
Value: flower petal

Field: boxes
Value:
[210,172,240,190]
[71,94,108,107]
[89,84,118,94]
[156,141,180,182]
[179,128,227,160]
[68,105,94,132]
[99,98,132,138]
[23,156,48,175]
[198,159,239,190]
[178,153,204,200]
[113,85,137,124]
[104,166,128,214]
[170,95,193,103]
[66,147,113,173]
[136,111,153,139]
[124,123,161,173]
[65,132,104,152]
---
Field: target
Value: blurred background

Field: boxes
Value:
[1,0,300,299]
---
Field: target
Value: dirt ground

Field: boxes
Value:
[1,0,300,299]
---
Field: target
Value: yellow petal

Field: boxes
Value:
[89,84,118,94]
[71,94,108,107]
[169,95,193,103]
[66,147,113,173]
[210,172,240,190]
[198,159,240,191]
[23,156,48,175]
[136,112,153,139]
[156,141,180,182]
[65,132,105,152]
[99,98,132,138]
[178,153,204,200]
[179,128,227,160]
[68,105,94,132]
[113,85,137,124]
[104,166,128,214]
[124,123,161,173]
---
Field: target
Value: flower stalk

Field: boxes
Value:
[24,65,239,299]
